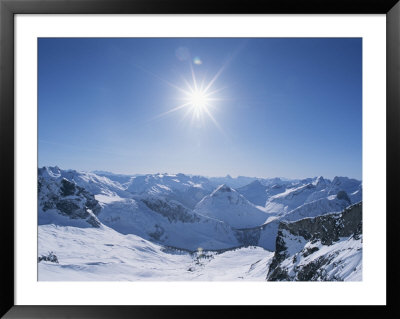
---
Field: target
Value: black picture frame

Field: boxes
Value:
[1,0,399,318]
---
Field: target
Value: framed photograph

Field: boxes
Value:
[1,0,399,317]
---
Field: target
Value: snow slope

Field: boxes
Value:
[38,224,273,281]
[264,182,325,215]
[97,195,241,250]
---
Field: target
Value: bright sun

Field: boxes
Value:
[155,63,227,133]
[189,90,208,114]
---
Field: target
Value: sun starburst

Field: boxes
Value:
[154,64,227,134]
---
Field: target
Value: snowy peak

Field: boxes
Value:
[312,176,327,188]
[39,166,62,178]
[38,166,129,198]
[194,185,268,228]
[125,172,214,209]
[208,175,258,189]
[329,176,360,193]
[274,183,316,199]
[238,179,264,191]
[249,179,263,187]
[208,184,247,206]
[211,184,233,196]
[264,183,318,215]
[92,170,135,184]
[126,173,213,194]
[263,174,361,216]
[236,180,269,206]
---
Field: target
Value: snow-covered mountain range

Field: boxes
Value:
[38,166,362,281]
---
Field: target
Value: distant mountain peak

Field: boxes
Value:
[195,185,268,228]
[331,176,359,185]
[40,166,62,178]
[92,170,115,175]
[212,184,232,195]
[313,176,326,187]
[249,179,262,186]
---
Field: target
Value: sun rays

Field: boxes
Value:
[151,61,228,135]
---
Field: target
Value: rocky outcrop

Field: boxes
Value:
[39,176,102,227]
[279,202,361,245]
[336,190,351,204]
[38,251,59,263]
[267,202,362,281]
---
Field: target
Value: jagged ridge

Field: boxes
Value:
[267,202,362,281]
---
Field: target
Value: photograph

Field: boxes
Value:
[37,37,362,282]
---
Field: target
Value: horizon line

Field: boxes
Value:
[38,165,362,182]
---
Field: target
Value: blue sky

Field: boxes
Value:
[38,38,362,179]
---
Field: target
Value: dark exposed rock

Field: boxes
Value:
[267,202,362,281]
[212,185,232,195]
[302,246,319,257]
[268,267,289,281]
[38,251,59,263]
[60,178,76,196]
[56,200,83,217]
[337,190,351,204]
[38,175,102,227]
[85,196,101,215]
[267,230,289,275]
[142,197,200,223]
[278,202,361,246]
[295,255,336,281]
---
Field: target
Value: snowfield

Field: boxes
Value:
[38,224,273,281]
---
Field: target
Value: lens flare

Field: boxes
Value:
[193,56,202,65]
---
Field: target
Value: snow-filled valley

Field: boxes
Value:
[38,166,362,281]
[38,224,273,281]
